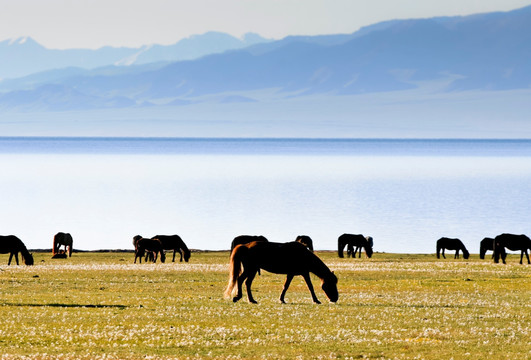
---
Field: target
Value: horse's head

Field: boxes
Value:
[463,248,470,259]
[184,249,191,262]
[24,253,34,266]
[365,245,373,258]
[160,251,166,263]
[321,272,338,303]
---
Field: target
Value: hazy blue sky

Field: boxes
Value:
[1,0,531,49]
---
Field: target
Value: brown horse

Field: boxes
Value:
[151,235,190,262]
[493,233,531,264]
[295,235,314,252]
[0,235,34,265]
[436,237,470,259]
[224,241,338,304]
[53,232,73,257]
[338,234,373,258]
[133,235,166,263]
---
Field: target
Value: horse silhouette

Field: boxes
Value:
[295,235,314,252]
[53,232,73,257]
[436,237,469,259]
[493,233,531,264]
[337,234,373,258]
[0,235,34,265]
[230,235,268,254]
[151,235,190,262]
[225,241,338,304]
[479,237,495,259]
[133,235,166,263]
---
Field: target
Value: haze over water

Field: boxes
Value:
[1,138,530,254]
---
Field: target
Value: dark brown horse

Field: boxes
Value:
[338,234,373,258]
[133,235,166,263]
[53,232,73,257]
[436,237,469,259]
[224,241,338,304]
[493,233,531,264]
[295,235,314,252]
[479,237,495,259]
[0,235,34,265]
[151,235,190,262]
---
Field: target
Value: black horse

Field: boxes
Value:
[479,237,495,259]
[151,235,190,262]
[493,233,531,264]
[0,235,34,265]
[225,241,338,304]
[436,237,469,259]
[230,235,268,254]
[295,235,314,252]
[349,236,373,258]
[338,234,373,258]
[53,232,73,257]
[133,235,166,263]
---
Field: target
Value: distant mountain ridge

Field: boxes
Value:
[0,32,271,79]
[1,5,530,111]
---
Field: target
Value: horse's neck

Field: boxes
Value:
[308,254,332,279]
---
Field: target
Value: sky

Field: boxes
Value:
[1,0,531,49]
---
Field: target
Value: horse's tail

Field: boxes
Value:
[224,244,246,298]
[67,234,73,257]
[52,234,58,255]
[338,236,345,258]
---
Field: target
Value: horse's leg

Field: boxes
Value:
[233,269,249,303]
[302,273,321,304]
[14,253,19,265]
[526,250,531,264]
[245,270,258,304]
[358,247,362,258]
[441,248,446,259]
[455,250,459,259]
[8,253,13,265]
[279,274,294,304]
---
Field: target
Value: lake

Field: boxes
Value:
[1,137,530,254]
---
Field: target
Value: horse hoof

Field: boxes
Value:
[250,300,258,304]
[314,300,321,304]
[232,297,241,303]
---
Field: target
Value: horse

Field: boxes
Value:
[337,234,373,258]
[230,235,268,254]
[295,235,314,252]
[0,235,34,266]
[349,236,373,258]
[493,233,531,264]
[53,232,73,257]
[225,241,338,304]
[133,235,166,264]
[436,237,470,259]
[479,237,495,259]
[151,235,190,262]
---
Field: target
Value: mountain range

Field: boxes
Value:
[0,5,530,111]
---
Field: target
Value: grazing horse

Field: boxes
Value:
[295,235,314,252]
[0,235,34,265]
[349,236,373,258]
[338,234,373,258]
[230,235,268,254]
[53,232,73,257]
[436,237,469,259]
[133,235,166,264]
[151,235,191,262]
[493,233,531,264]
[225,241,338,304]
[479,237,495,260]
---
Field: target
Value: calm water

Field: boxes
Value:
[0,137,530,253]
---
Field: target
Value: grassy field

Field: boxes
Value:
[0,251,529,359]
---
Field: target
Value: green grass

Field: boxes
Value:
[0,252,529,359]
